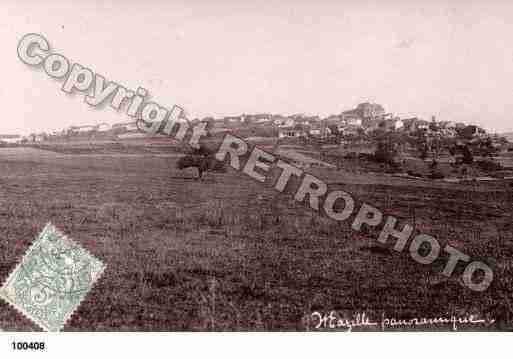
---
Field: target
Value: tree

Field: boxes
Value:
[414,128,443,166]
[457,125,478,140]
[476,137,499,158]
[374,136,398,165]
[327,124,340,138]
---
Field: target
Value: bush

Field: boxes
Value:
[373,139,398,165]
[476,159,502,172]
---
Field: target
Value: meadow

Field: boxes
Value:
[0,147,511,331]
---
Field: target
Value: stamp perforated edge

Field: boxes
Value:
[0,222,106,332]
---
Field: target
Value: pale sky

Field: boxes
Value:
[2,0,513,134]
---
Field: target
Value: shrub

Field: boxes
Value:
[373,139,398,165]
[476,159,502,172]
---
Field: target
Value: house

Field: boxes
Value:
[242,114,270,123]
[346,118,362,127]
[401,118,417,132]
[439,121,456,129]
[270,115,286,124]
[441,127,457,137]
[113,121,138,132]
[50,129,66,137]
[355,102,386,119]
[309,126,331,138]
[69,125,96,133]
[0,134,22,144]
[476,127,487,138]
[439,121,457,137]
[290,113,307,120]
[457,125,487,139]
[416,120,430,130]
[97,123,112,132]
[297,116,320,125]
[278,128,306,138]
[272,116,295,127]
[224,116,242,123]
[309,128,322,136]
[391,118,404,130]
[29,133,46,142]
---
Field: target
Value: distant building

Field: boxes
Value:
[391,118,404,130]
[278,128,306,138]
[113,121,138,132]
[438,122,457,137]
[50,129,65,136]
[0,134,22,144]
[441,127,457,137]
[324,117,344,134]
[342,102,386,121]
[356,102,386,119]
[97,123,112,132]
[29,133,46,142]
[439,121,455,129]
[416,120,429,130]
[295,116,319,125]
[240,113,269,123]
[402,117,420,132]
[224,116,242,123]
[69,125,96,134]
[458,125,487,139]
[346,118,362,127]
[309,125,331,138]
[290,113,307,120]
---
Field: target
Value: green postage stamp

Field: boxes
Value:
[0,223,105,331]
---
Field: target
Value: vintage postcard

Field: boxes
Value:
[0,0,512,347]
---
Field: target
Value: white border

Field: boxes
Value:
[0,332,510,359]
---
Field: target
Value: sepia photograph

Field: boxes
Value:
[0,1,512,352]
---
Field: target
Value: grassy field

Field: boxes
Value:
[0,147,512,331]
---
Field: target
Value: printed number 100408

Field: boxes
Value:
[12,342,45,350]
